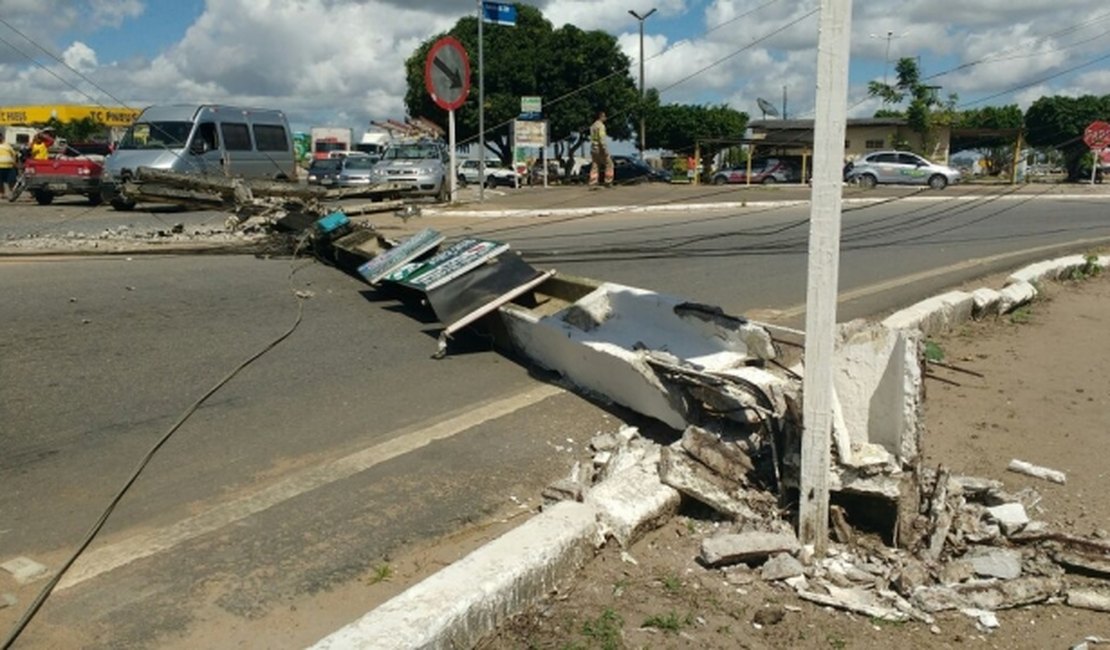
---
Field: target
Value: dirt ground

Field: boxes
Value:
[478,270,1110,650]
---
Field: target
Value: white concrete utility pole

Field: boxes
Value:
[799,0,853,555]
[628,7,656,155]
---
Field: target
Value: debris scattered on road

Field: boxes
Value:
[1008,458,1067,485]
[0,556,49,585]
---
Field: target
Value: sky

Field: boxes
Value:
[0,0,1108,138]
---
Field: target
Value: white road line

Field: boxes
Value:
[58,383,564,590]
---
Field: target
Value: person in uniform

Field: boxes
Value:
[0,133,17,198]
[588,110,614,188]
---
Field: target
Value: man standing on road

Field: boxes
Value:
[588,110,613,188]
[0,133,16,198]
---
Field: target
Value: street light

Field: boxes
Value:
[868,30,907,86]
[629,7,656,155]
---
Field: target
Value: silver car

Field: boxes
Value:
[335,155,378,189]
[846,151,961,190]
[370,141,448,201]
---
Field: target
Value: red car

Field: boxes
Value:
[21,142,109,205]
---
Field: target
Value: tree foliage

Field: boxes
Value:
[950,105,1024,176]
[43,116,104,142]
[642,88,747,167]
[868,57,956,152]
[403,4,637,166]
[1024,94,1110,180]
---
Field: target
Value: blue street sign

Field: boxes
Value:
[482,1,517,26]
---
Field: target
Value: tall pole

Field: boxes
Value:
[883,30,892,85]
[628,8,655,156]
[478,0,485,202]
[799,0,853,556]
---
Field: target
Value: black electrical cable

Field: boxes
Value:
[0,243,314,650]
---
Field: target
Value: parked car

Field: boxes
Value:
[711,158,801,185]
[306,158,342,186]
[456,159,521,187]
[20,142,110,205]
[369,140,448,201]
[335,155,379,189]
[845,151,961,189]
[576,155,672,184]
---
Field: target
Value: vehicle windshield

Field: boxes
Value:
[309,159,340,171]
[117,121,193,150]
[343,157,375,170]
[383,144,441,161]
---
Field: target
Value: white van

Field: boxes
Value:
[100,104,295,210]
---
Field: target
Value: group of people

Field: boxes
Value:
[0,131,53,198]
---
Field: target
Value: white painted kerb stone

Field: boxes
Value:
[310,501,598,650]
[881,291,973,336]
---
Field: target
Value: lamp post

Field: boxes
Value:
[869,30,906,86]
[628,7,656,155]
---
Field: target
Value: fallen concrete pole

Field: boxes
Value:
[1007,459,1066,485]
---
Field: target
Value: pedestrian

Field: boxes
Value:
[0,133,16,198]
[30,133,50,161]
[588,110,614,188]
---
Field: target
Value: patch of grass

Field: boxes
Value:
[716,624,732,635]
[870,615,906,628]
[641,611,687,633]
[826,633,847,649]
[580,608,623,650]
[368,563,392,584]
[1009,305,1033,324]
[659,574,682,593]
[612,578,629,597]
[924,339,944,362]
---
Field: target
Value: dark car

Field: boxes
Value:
[577,155,672,185]
[306,158,342,186]
[711,157,801,185]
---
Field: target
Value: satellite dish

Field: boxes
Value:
[757,97,780,119]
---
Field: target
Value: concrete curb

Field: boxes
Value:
[309,447,679,650]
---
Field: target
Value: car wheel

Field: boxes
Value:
[928,174,948,190]
[761,176,776,185]
[110,197,136,211]
[33,190,54,205]
[859,174,878,189]
[713,175,726,185]
[87,193,103,206]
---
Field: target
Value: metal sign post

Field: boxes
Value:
[424,36,471,204]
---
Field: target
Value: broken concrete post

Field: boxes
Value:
[796,586,910,622]
[1007,459,1066,485]
[699,531,801,567]
[658,447,756,520]
[923,467,953,561]
[679,425,753,482]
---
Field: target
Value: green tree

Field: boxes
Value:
[43,116,104,143]
[953,105,1024,176]
[1024,94,1110,181]
[868,57,957,154]
[643,89,748,173]
[402,4,637,167]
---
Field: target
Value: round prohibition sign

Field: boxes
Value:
[425,36,471,111]
[1084,121,1110,150]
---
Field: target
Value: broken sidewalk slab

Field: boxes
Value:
[659,447,759,520]
[881,290,974,337]
[0,556,49,584]
[584,445,681,546]
[998,280,1037,314]
[699,531,801,567]
[832,320,924,467]
[357,227,444,285]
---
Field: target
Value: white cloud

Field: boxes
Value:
[0,0,1107,133]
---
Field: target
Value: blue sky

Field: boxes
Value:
[1,0,1108,136]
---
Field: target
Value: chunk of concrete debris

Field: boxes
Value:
[914,575,1063,612]
[0,593,15,610]
[760,553,805,581]
[965,547,1023,580]
[939,559,975,586]
[1053,550,1110,580]
[1007,459,1066,485]
[0,556,49,584]
[680,426,753,482]
[796,584,909,622]
[960,607,1000,630]
[986,503,1030,535]
[590,432,621,452]
[659,447,755,520]
[1067,589,1110,613]
[541,479,583,503]
[700,531,801,567]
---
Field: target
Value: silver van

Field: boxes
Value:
[101,104,295,210]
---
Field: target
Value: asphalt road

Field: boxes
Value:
[1,183,1109,648]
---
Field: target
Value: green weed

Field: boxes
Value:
[827,633,847,649]
[924,339,944,362]
[1009,305,1033,324]
[580,608,623,650]
[641,611,686,633]
[368,563,392,584]
[659,574,682,593]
